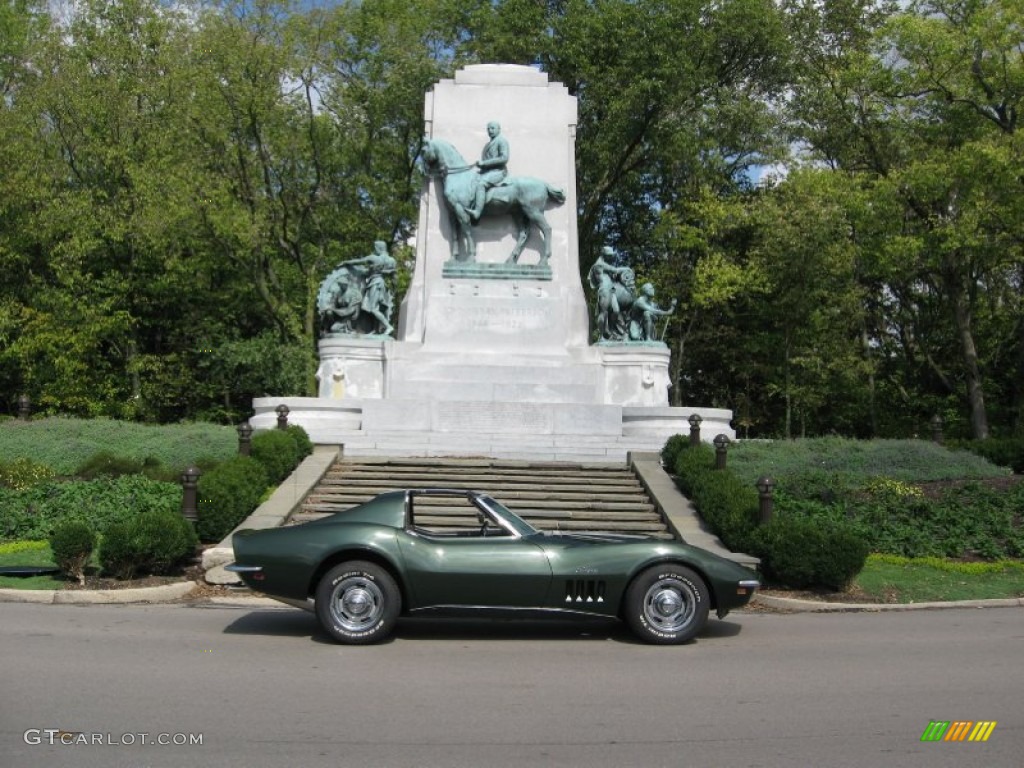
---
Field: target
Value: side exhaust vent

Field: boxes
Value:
[565,580,606,604]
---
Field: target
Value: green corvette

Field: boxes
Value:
[227,488,760,645]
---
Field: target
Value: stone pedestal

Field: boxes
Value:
[316,337,386,399]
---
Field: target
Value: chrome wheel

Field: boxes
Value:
[625,565,710,644]
[328,575,386,633]
[642,577,697,634]
[315,562,401,644]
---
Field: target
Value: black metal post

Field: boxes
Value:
[275,404,290,430]
[756,476,775,524]
[237,421,253,456]
[688,413,703,447]
[180,466,201,523]
[713,434,730,470]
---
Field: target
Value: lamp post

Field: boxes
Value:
[17,394,31,421]
[713,434,730,470]
[688,413,703,447]
[756,476,775,524]
[237,421,253,456]
[275,404,290,430]
[180,466,202,523]
[930,414,944,445]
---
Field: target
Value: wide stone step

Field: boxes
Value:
[305,495,655,514]
[292,456,673,542]
[316,479,642,494]
[323,468,639,485]
[334,457,627,471]
[290,512,667,535]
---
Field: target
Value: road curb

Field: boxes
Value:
[754,594,1024,613]
[0,581,196,605]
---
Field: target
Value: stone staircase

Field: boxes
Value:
[290,457,673,539]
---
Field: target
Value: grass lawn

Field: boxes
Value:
[850,555,1024,603]
[0,542,66,590]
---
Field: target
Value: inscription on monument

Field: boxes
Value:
[434,401,553,433]
[443,305,553,332]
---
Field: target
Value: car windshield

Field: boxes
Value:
[477,495,538,537]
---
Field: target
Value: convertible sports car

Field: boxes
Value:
[227,488,760,645]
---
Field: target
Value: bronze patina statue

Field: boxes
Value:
[421,126,565,267]
[317,241,397,337]
[589,246,676,343]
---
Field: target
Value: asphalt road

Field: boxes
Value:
[1,601,1021,768]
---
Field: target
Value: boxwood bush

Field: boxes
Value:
[49,520,97,585]
[751,514,869,590]
[100,509,198,580]
[196,456,268,542]
[286,425,314,461]
[250,429,300,485]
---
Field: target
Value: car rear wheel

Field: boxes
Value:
[624,565,710,644]
[315,561,400,644]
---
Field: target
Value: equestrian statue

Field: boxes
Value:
[421,122,565,267]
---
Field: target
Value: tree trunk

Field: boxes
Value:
[946,264,989,439]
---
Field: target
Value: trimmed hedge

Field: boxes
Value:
[673,444,758,553]
[668,438,869,591]
[196,456,268,542]
[751,514,869,590]
[100,509,198,580]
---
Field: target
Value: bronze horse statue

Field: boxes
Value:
[421,138,565,265]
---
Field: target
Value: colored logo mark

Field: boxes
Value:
[921,721,997,742]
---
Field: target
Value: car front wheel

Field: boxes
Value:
[624,565,710,644]
[315,561,401,644]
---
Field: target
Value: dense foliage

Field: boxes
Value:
[0,475,181,541]
[670,442,868,590]
[0,0,1020,439]
[714,436,1023,561]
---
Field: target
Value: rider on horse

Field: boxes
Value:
[467,121,509,223]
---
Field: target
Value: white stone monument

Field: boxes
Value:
[253,65,733,460]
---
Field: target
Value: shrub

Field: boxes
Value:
[196,455,268,542]
[660,434,689,472]
[49,520,97,585]
[752,514,869,590]
[0,457,56,490]
[250,429,300,485]
[99,509,198,580]
[286,425,314,461]
[75,451,146,479]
